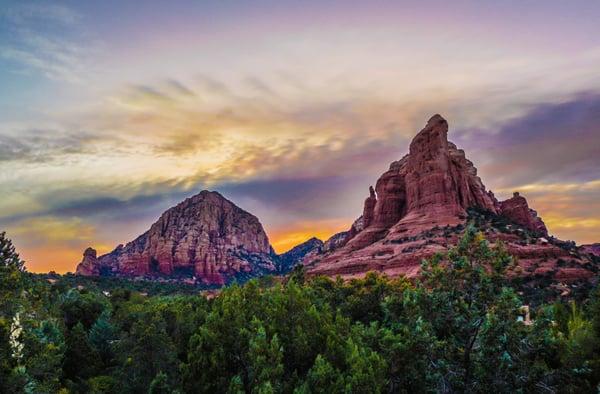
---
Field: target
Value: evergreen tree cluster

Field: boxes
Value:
[2,228,600,393]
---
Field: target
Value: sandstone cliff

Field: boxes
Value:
[305,115,596,283]
[76,190,276,285]
[500,192,548,236]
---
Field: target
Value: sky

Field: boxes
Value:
[1,0,599,273]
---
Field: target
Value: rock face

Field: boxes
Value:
[278,237,324,273]
[582,244,600,257]
[305,115,596,283]
[324,232,350,253]
[404,115,498,215]
[76,247,99,276]
[362,187,377,228]
[323,217,365,253]
[76,190,276,285]
[500,192,548,236]
[340,115,499,251]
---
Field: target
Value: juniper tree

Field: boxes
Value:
[0,232,25,392]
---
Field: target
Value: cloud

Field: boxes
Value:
[0,182,192,225]
[8,216,96,246]
[0,129,100,163]
[244,76,277,96]
[520,181,600,244]
[41,189,196,222]
[166,79,196,97]
[5,215,112,273]
[4,71,600,272]
[0,3,97,83]
[2,3,81,26]
[217,176,368,225]
[194,74,231,96]
[119,80,198,107]
[458,92,600,189]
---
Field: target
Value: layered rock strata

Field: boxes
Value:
[76,190,276,285]
[305,115,596,283]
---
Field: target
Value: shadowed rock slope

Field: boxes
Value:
[277,237,324,273]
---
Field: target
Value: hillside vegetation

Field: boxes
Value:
[2,228,600,393]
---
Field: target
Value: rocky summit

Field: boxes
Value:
[76,190,276,285]
[305,115,598,285]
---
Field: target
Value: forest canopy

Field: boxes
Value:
[2,228,600,393]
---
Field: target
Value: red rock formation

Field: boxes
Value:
[305,115,596,284]
[362,186,377,228]
[372,160,407,226]
[582,243,600,257]
[75,247,99,276]
[344,115,498,250]
[402,115,498,217]
[320,216,366,253]
[323,232,350,252]
[76,190,276,285]
[500,192,548,236]
[75,114,597,287]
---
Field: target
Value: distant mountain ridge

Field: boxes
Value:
[277,237,324,273]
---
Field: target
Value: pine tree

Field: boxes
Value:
[119,314,178,391]
[247,319,284,393]
[0,231,25,318]
[63,322,101,382]
[149,371,172,394]
[0,232,25,392]
[22,320,66,393]
[88,310,117,364]
[302,354,344,393]
[416,225,523,391]
[0,231,25,272]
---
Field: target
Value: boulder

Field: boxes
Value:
[500,192,548,236]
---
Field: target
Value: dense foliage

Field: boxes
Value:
[2,228,600,393]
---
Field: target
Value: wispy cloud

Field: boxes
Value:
[2,71,600,272]
[0,3,97,83]
[458,92,600,190]
[0,129,100,163]
[2,3,81,26]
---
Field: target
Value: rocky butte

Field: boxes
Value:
[304,115,598,284]
[76,191,277,285]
